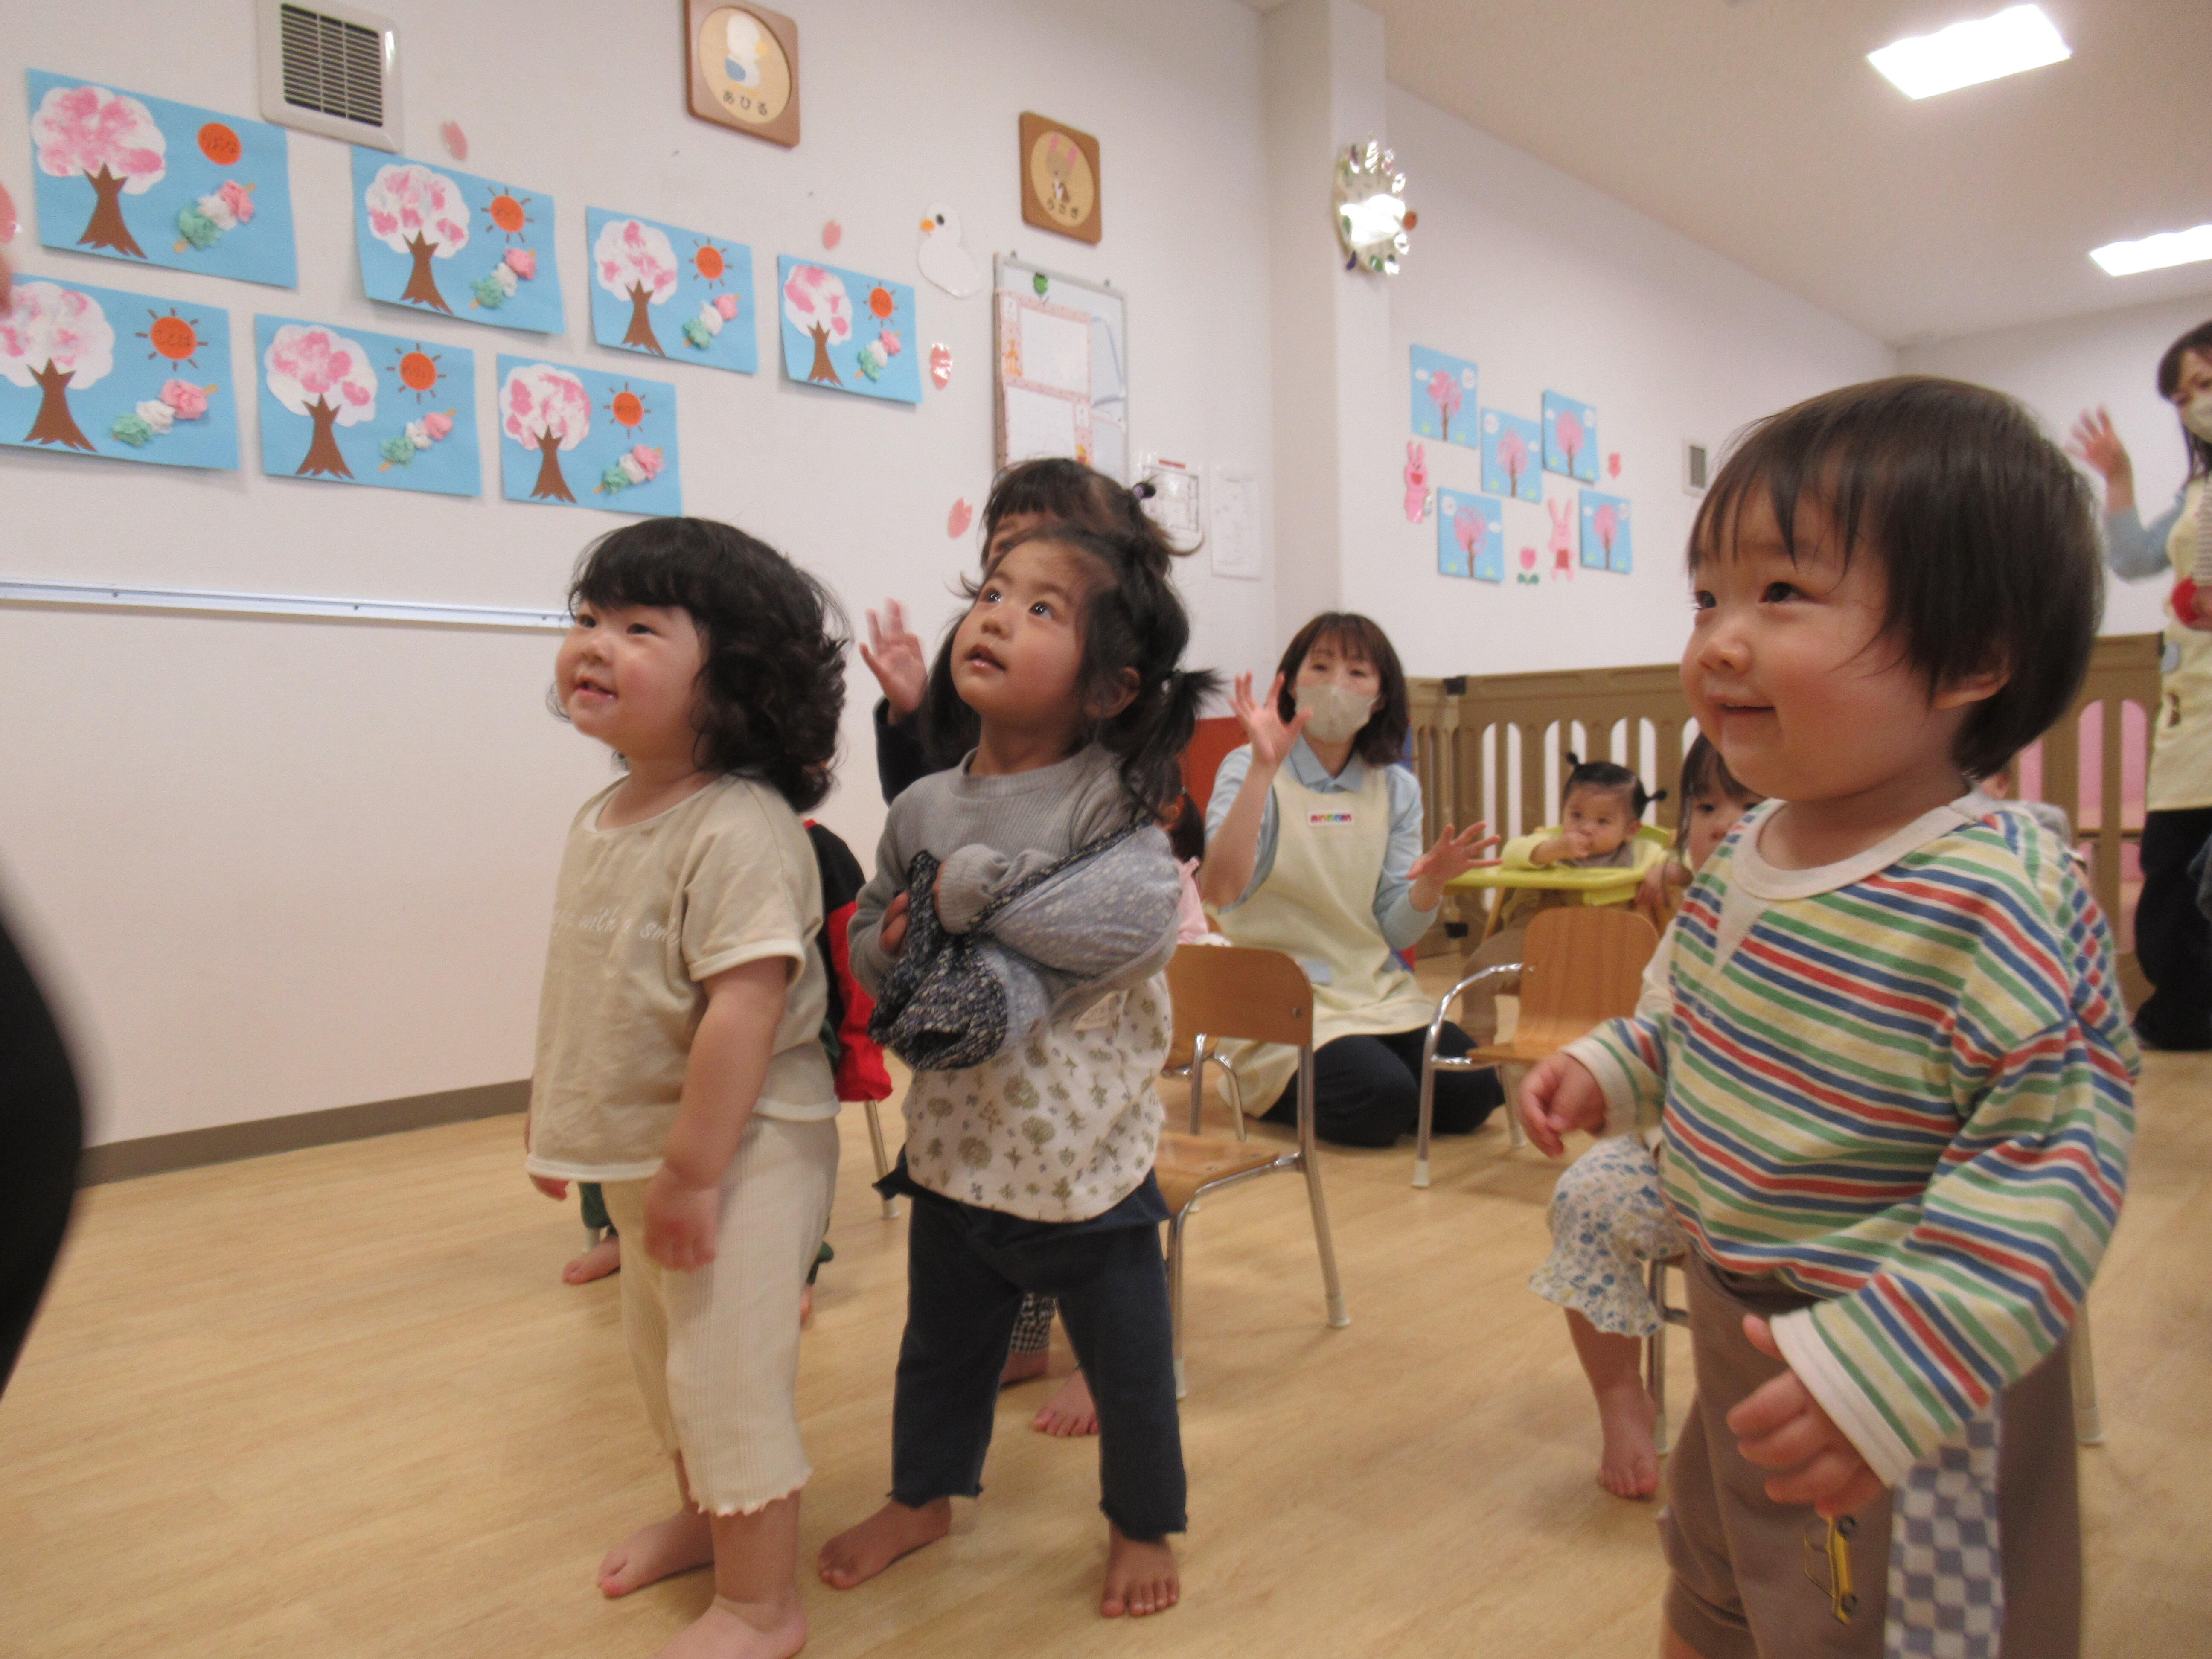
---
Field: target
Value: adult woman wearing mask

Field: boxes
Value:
[1201,613,1504,1145]
[2071,317,2212,1050]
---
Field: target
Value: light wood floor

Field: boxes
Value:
[5,1035,2207,1657]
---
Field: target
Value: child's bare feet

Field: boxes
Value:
[1030,1369,1100,1437]
[1593,1381,1662,1499]
[818,1498,952,1588]
[657,1593,806,1659]
[999,1347,1048,1386]
[1100,1525,1179,1618]
[563,1233,622,1284]
[598,1507,715,1597]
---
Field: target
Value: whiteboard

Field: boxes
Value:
[993,255,1129,483]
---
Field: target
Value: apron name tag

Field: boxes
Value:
[1307,809,1355,827]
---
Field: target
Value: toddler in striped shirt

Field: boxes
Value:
[1522,376,2136,1659]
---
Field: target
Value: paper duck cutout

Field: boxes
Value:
[917,204,982,298]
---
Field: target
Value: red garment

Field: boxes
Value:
[805,821,894,1104]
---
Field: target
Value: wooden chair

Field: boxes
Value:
[1155,945,1349,1397]
[1413,905,1660,1187]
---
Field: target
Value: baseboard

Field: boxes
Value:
[79,1080,529,1186]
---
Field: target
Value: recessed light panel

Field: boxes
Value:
[2090,226,2212,278]
[1867,5,2070,100]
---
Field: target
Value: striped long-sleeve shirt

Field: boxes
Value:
[1566,794,2137,1484]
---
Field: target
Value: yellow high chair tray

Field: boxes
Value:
[1444,824,1670,937]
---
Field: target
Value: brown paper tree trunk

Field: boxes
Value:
[24,363,95,451]
[807,323,841,385]
[295,398,353,478]
[531,431,576,502]
[400,233,453,314]
[76,165,147,259]
[623,285,665,356]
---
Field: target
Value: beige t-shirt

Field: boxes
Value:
[525,776,837,1183]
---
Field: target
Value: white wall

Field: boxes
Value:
[0,0,1280,1144]
[1901,291,2212,637]
[1369,89,1895,681]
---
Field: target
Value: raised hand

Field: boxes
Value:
[2066,406,2132,488]
[1231,672,1310,771]
[860,599,929,718]
[1409,820,1501,888]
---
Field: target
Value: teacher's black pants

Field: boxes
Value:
[2137,806,2212,1051]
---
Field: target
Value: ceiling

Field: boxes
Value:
[1243,0,2212,346]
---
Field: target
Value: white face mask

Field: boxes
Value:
[1295,680,1380,744]
[2184,392,2212,445]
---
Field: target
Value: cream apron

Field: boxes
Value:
[1215,763,1438,1112]
[2151,475,2212,813]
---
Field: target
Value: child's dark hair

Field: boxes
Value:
[2156,317,2212,479]
[1691,376,2101,780]
[907,460,1185,775]
[565,517,847,812]
[987,524,1221,818]
[1271,613,1410,769]
[1675,734,1755,850]
[1164,790,1205,864]
[1561,754,1656,818]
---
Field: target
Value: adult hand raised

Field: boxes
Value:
[1231,672,1310,772]
[2066,406,2133,490]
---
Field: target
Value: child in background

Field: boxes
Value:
[860,458,1186,1438]
[1522,377,2135,1658]
[819,521,1215,1619]
[1531,735,1760,1499]
[523,518,848,1659]
[565,1184,621,1283]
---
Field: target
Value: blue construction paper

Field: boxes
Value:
[1543,390,1598,483]
[1479,408,1542,503]
[497,355,680,516]
[587,209,756,375]
[0,274,236,469]
[1438,489,1503,583]
[1579,489,1633,573]
[352,148,564,334]
[27,71,297,288]
[254,314,480,497]
[1409,345,1477,448]
[775,256,920,405]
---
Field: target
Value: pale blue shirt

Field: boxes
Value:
[1205,738,1436,951]
[2104,492,2187,582]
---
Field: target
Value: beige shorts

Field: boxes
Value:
[1662,1249,2081,1659]
[599,1113,839,1515]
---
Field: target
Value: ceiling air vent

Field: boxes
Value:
[256,0,402,151]
[1683,439,1711,497]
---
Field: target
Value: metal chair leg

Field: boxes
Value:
[1415,1023,1441,1189]
[1187,1033,1208,1135]
[1169,1205,1191,1399]
[2071,1303,2103,1446]
[1502,1062,1528,1150]
[863,1099,898,1219]
[1297,1048,1350,1327]
[1215,1054,1246,1141]
[1646,1257,1671,1457]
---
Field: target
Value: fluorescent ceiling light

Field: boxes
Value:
[2091,226,2212,277]
[1867,5,2069,100]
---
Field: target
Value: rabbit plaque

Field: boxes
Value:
[1018,113,1101,245]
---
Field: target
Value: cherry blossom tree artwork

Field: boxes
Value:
[594,217,678,355]
[26,73,298,285]
[1543,391,1599,483]
[1409,346,1479,449]
[352,150,562,333]
[586,210,758,374]
[1481,409,1542,503]
[776,256,921,404]
[363,162,471,314]
[252,316,479,495]
[0,280,114,449]
[1435,491,1503,582]
[263,323,377,478]
[498,356,681,515]
[1579,490,1633,574]
[783,263,851,384]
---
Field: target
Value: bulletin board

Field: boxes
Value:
[992,255,1129,483]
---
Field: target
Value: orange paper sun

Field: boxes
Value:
[138,309,206,366]
[691,241,728,285]
[868,285,896,320]
[605,384,651,429]
[198,122,242,166]
[389,344,445,402]
[484,189,534,242]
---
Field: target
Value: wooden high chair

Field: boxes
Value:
[1412,905,1660,1187]
[1154,944,1349,1397]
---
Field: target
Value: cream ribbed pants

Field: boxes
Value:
[599,1114,838,1515]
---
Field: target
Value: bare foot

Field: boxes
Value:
[563,1233,621,1284]
[1031,1369,1100,1437]
[1100,1525,1179,1618]
[657,1593,806,1659]
[1593,1381,1662,1499]
[818,1499,952,1589]
[999,1347,1048,1386]
[598,1507,715,1597]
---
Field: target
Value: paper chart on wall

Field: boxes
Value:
[26,71,298,288]
[497,356,681,515]
[587,208,757,374]
[352,148,564,333]
[254,315,481,496]
[995,291,1094,468]
[0,275,237,469]
[994,256,1128,482]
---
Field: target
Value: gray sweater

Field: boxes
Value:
[852,745,1183,1220]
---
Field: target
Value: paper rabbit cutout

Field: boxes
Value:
[1403,440,1431,523]
[1548,498,1575,579]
